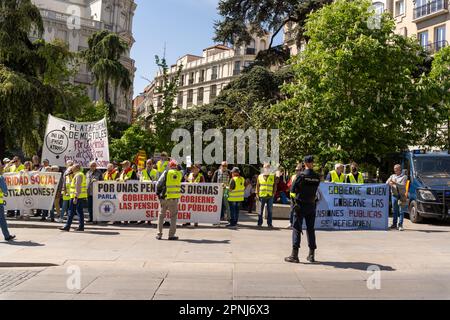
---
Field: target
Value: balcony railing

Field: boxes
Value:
[39,9,103,29]
[189,79,194,85]
[424,40,448,53]
[246,48,256,55]
[414,0,448,20]
[211,74,218,80]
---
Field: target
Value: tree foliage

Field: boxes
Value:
[271,0,447,168]
[83,30,131,122]
[110,124,155,163]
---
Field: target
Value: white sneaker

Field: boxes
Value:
[398,226,404,231]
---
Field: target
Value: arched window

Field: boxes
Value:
[372,1,385,14]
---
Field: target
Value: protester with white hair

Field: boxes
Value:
[326,163,346,183]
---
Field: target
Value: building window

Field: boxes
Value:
[418,31,429,49]
[187,89,194,106]
[372,2,384,15]
[211,66,218,80]
[395,0,405,16]
[210,85,217,99]
[177,92,183,107]
[189,72,195,85]
[199,70,205,82]
[414,0,447,19]
[260,39,267,51]
[246,39,256,55]
[435,25,446,51]
[197,87,204,104]
[233,61,241,76]
[180,75,185,86]
[157,96,163,108]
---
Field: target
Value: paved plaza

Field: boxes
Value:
[1,213,450,300]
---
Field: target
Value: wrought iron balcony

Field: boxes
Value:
[414,0,448,20]
[424,40,448,53]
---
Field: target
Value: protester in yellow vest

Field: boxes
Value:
[57,166,73,223]
[184,165,205,227]
[227,167,245,228]
[118,161,137,181]
[141,159,158,182]
[346,162,364,184]
[256,163,277,229]
[156,160,182,241]
[103,163,118,181]
[0,169,16,241]
[326,163,346,183]
[60,164,87,232]
[156,152,169,176]
[10,156,25,173]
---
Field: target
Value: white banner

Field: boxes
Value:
[93,182,223,223]
[3,172,61,211]
[42,115,109,169]
[315,183,389,230]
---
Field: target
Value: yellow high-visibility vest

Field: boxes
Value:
[330,170,346,183]
[187,172,203,183]
[119,169,134,182]
[228,176,245,202]
[258,174,275,197]
[165,169,182,200]
[290,175,297,199]
[63,174,73,201]
[141,168,158,181]
[104,171,118,181]
[157,160,169,173]
[347,172,364,184]
[70,172,88,199]
[11,164,25,173]
[0,189,4,205]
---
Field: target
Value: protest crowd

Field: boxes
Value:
[0,151,407,245]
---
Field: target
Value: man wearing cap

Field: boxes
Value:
[156,160,183,240]
[287,164,304,229]
[285,156,321,264]
[57,165,74,223]
[227,168,245,228]
[256,163,278,229]
[60,164,87,232]
[41,159,51,172]
[118,161,137,181]
[183,164,205,227]
[156,152,170,177]
[86,161,103,223]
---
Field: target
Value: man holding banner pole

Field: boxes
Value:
[285,156,321,264]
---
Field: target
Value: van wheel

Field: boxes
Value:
[409,201,423,224]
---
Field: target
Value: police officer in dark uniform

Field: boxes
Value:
[285,155,321,264]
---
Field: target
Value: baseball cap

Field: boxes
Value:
[3,158,10,163]
[231,167,240,174]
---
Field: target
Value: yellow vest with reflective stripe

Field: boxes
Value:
[165,170,182,200]
[71,172,88,199]
[141,168,158,181]
[228,176,245,202]
[187,172,203,183]
[259,174,275,197]
[290,175,297,199]
[157,160,169,173]
[330,170,346,183]
[119,170,134,181]
[63,174,73,201]
[347,172,364,184]
[11,164,25,173]
[0,186,3,205]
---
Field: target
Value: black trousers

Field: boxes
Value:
[292,202,317,250]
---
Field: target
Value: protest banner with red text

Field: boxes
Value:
[93,182,223,223]
[3,172,61,211]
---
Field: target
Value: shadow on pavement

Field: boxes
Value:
[313,261,396,271]
[179,239,230,244]
[0,262,59,268]
[2,240,44,247]
[80,231,121,236]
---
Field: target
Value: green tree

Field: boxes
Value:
[0,0,90,157]
[110,123,156,162]
[83,30,131,122]
[214,0,332,65]
[272,0,445,168]
[149,55,183,152]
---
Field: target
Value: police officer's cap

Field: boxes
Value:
[304,155,314,163]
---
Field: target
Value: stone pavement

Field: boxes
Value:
[1,213,450,300]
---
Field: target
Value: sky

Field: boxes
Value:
[131,0,221,97]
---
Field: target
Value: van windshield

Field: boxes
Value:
[413,156,450,178]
